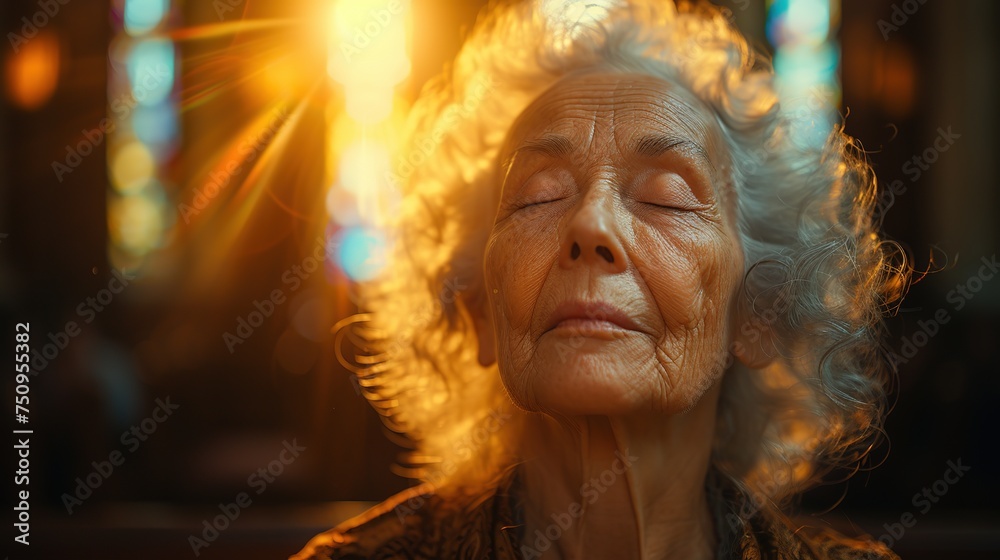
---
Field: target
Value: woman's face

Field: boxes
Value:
[480,70,748,417]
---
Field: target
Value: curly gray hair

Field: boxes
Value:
[341,0,909,507]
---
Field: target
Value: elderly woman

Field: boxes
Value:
[294,0,909,558]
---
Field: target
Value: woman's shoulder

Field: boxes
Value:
[792,521,900,560]
[292,467,900,560]
[288,484,421,559]
[750,509,901,560]
[710,471,899,560]
[289,475,519,560]
[290,482,452,560]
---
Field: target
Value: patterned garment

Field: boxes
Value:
[290,467,900,560]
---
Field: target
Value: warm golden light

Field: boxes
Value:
[5,31,61,110]
[327,0,410,81]
[326,187,362,226]
[343,84,394,124]
[338,141,390,196]
[323,0,413,280]
[108,192,165,254]
[110,141,157,194]
[540,0,618,49]
[327,0,410,124]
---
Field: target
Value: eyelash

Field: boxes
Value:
[516,194,689,210]
[516,197,564,210]
[508,172,701,213]
[641,201,682,211]
[642,197,700,212]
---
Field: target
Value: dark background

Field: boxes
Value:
[2,0,998,558]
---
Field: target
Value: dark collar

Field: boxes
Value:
[491,465,898,560]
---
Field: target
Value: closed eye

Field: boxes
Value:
[517,194,567,209]
[641,201,686,211]
[511,168,573,209]
[634,171,705,211]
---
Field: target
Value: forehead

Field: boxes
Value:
[501,70,726,169]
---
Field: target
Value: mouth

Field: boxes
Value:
[543,300,642,338]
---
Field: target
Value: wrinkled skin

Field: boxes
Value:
[479,69,750,416]
[470,70,767,560]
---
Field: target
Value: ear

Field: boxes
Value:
[462,287,497,368]
[728,295,777,370]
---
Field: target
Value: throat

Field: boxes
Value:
[514,409,718,560]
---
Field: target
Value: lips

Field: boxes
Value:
[544,300,642,335]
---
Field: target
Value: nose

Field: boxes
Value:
[559,190,627,273]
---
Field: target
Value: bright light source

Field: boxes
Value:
[133,102,178,149]
[337,227,387,281]
[787,0,830,43]
[124,0,169,36]
[338,141,391,196]
[774,42,837,95]
[327,0,411,118]
[768,0,831,46]
[540,0,618,49]
[126,38,175,106]
[343,84,394,124]
[5,31,60,110]
[768,0,840,148]
[326,0,412,278]
[109,191,165,254]
[326,185,362,226]
[110,141,156,194]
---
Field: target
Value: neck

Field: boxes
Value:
[514,384,720,560]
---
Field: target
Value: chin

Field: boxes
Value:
[500,344,671,416]
[500,334,722,417]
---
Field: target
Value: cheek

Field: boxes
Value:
[484,216,556,337]
[633,218,742,341]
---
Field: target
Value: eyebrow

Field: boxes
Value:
[633,134,716,172]
[502,133,715,174]
[500,135,574,174]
